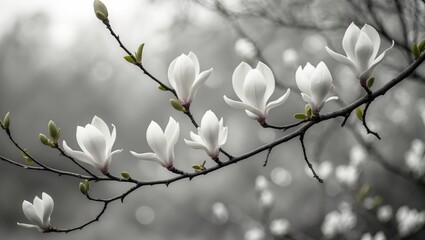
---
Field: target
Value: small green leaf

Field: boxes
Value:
[158,85,167,91]
[419,39,425,52]
[357,184,371,199]
[366,77,375,89]
[39,133,49,145]
[373,195,382,206]
[356,107,363,121]
[121,171,130,179]
[3,112,10,129]
[93,0,109,21]
[21,149,32,163]
[412,42,421,59]
[170,99,185,112]
[48,120,60,141]
[305,105,312,119]
[124,55,136,64]
[294,113,307,120]
[192,165,202,170]
[136,43,145,63]
[84,179,90,192]
[79,182,87,195]
[25,157,33,164]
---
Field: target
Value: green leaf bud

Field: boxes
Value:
[121,171,130,179]
[124,55,136,64]
[158,85,167,91]
[412,42,421,59]
[3,112,10,129]
[39,133,49,145]
[48,120,60,141]
[93,0,109,21]
[294,113,307,120]
[136,43,145,63]
[79,182,87,195]
[356,107,363,121]
[366,77,375,89]
[170,99,185,112]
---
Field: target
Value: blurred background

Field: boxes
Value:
[0,0,425,239]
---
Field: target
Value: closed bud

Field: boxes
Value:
[136,43,145,63]
[47,139,56,148]
[3,112,10,129]
[356,107,363,121]
[79,182,87,195]
[170,99,186,112]
[84,179,90,192]
[158,85,167,91]
[366,77,375,89]
[39,133,49,145]
[48,120,60,141]
[121,171,130,179]
[123,55,136,64]
[412,42,421,59]
[305,105,312,119]
[419,39,425,52]
[93,0,108,21]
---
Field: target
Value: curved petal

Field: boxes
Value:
[243,69,267,110]
[318,96,339,111]
[110,124,117,150]
[265,88,291,115]
[256,62,275,101]
[296,65,312,96]
[130,151,167,167]
[224,96,264,119]
[146,121,168,164]
[91,116,111,145]
[360,40,394,80]
[173,54,197,102]
[76,126,89,154]
[168,57,178,90]
[361,24,381,60]
[184,139,209,152]
[80,125,108,166]
[62,140,96,167]
[301,93,316,110]
[342,22,361,61]
[187,68,213,102]
[355,31,374,73]
[164,117,180,150]
[325,47,356,71]
[219,126,228,146]
[232,62,252,102]
[22,201,43,228]
[302,62,316,79]
[310,62,332,106]
[200,110,219,152]
[188,51,200,75]
[17,222,41,230]
[41,193,53,226]
[189,131,203,143]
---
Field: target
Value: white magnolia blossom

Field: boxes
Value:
[335,165,359,188]
[269,219,290,236]
[168,52,213,107]
[224,61,291,123]
[404,139,425,177]
[296,62,338,114]
[350,144,368,167]
[321,203,357,238]
[377,205,393,222]
[17,192,54,232]
[255,175,270,193]
[245,227,266,240]
[258,190,275,210]
[361,231,386,240]
[211,202,229,225]
[235,38,257,60]
[305,161,333,180]
[396,206,425,237]
[63,116,122,174]
[184,110,228,158]
[131,117,180,169]
[326,22,394,82]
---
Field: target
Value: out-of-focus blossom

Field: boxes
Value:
[184,110,228,159]
[282,48,299,67]
[321,203,357,238]
[224,62,290,124]
[350,145,368,167]
[396,206,425,237]
[17,192,54,232]
[404,139,425,177]
[258,190,275,211]
[168,52,213,107]
[335,165,359,188]
[270,167,292,187]
[361,231,386,240]
[363,197,376,210]
[131,117,180,169]
[63,116,122,174]
[255,175,270,193]
[305,161,333,180]
[235,38,257,60]
[326,22,394,83]
[245,227,266,240]
[269,219,290,236]
[296,62,338,114]
[377,205,393,222]
[211,202,229,225]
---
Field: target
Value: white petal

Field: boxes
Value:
[76,126,89,154]
[318,96,339,111]
[187,68,213,103]
[91,116,111,145]
[80,125,108,166]
[232,62,252,102]
[219,126,228,146]
[342,22,361,61]
[33,196,44,220]
[360,40,394,80]
[188,51,200,75]
[302,62,316,79]
[41,193,53,226]
[22,200,43,228]
[224,96,265,119]
[110,124,117,151]
[173,54,197,102]
[130,151,167,167]
[168,58,178,90]
[17,222,41,230]
[184,139,209,153]
[146,121,168,164]
[243,69,267,110]
[265,88,291,115]
[310,62,332,106]
[62,140,96,167]
[164,117,180,151]
[301,93,316,110]
[256,62,275,101]
[200,110,219,153]
[355,31,374,73]
[325,47,357,74]
[361,24,381,60]
[189,131,203,143]
[296,65,312,96]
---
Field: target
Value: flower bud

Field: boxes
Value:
[366,77,375,89]
[124,55,136,64]
[3,112,10,129]
[48,120,60,141]
[121,171,130,179]
[136,43,145,63]
[170,99,186,112]
[158,85,167,91]
[93,0,109,21]
[79,182,87,195]
[39,133,49,145]
[412,42,421,59]
[84,179,90,192]
[419,39,425,52]
[356,107,363,121]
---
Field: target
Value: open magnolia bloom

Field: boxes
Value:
[224,61,291,124]
[296,62,338,114]
[184,110,228,159]
[326,22,394,83]
[17,192,54,232]
[63,116,122,174]
[131,117,180,169]
[168,52,213,108]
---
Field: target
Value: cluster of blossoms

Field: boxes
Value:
[404,139,425,178]
[360,231,386,240]
[321,202,357,239]
[396,206,425,237]
[17,22,395,232]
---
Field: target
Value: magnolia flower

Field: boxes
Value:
[63,116,122,174]
[224,62,290,124]
[131,117,180,169]
[17,192,54,232]
[326,22,394,83]
[184,110,228,159]
[168,52,213,107]
[361,231,386,240]
[321,204,357,238]
[377,205,393,222]
[396,206,425,236]
[296,62,338,114]
[269,219,290,236]
[335,165,359,188]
